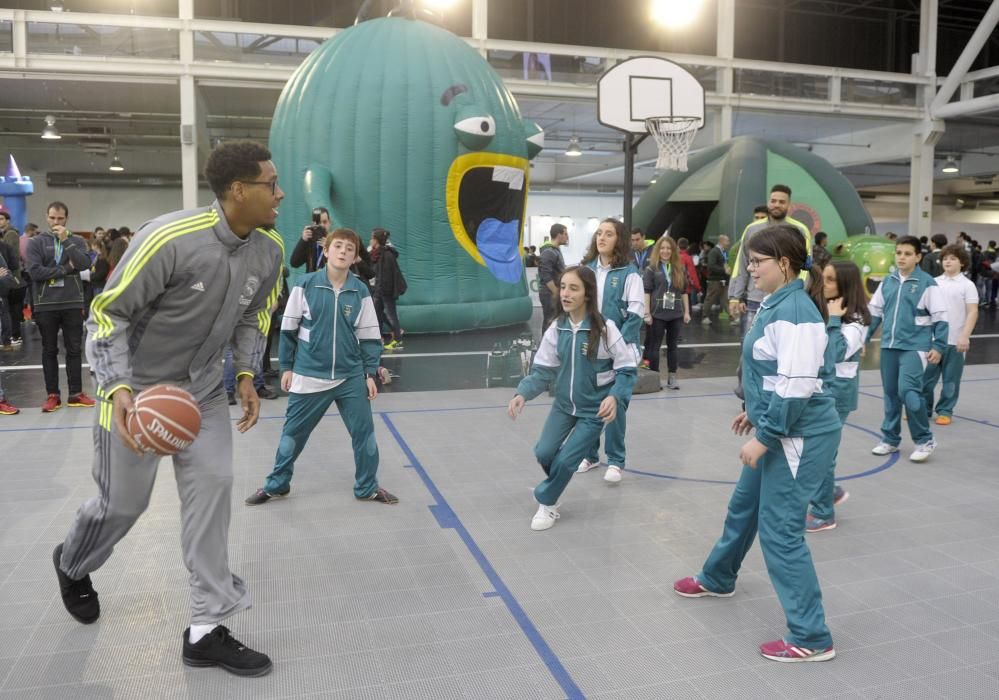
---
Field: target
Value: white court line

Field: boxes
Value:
[3,333,998,370]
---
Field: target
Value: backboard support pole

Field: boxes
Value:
[623,133,648,231]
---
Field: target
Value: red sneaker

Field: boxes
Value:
[0,400,19,415]
[673,576,735,598]
[759,639,835,662]
[67,392,96,407]
[41,394,62,413]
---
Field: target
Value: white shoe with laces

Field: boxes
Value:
[577,458,600,473]
[910,439,936,463]
[530,503,560,531]
[603,465,623,483]
[871,442,899,456]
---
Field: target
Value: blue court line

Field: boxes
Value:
[628,420,899,486]
[378,412,584,700]
[858,389,999,430]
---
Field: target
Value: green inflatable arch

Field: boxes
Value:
[270,16,543,332]
[632,136,875,247]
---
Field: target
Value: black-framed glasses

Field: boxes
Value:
[239,179,278,194]
[747,256,775,269]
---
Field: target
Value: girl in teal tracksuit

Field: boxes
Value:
[807,260,870,533]
[576,218,644,484]
[867,235,948,463]
[674,223,841,663]
[508,265,636,531]
[246,229,398,507]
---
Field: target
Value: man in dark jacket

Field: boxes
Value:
[0,206,25,346]
[26,201,96,412]
[0,246,19,413]
[370,228,406,349]
[537,223,568,333]
[701,234,730,326]
[289,207,330,272]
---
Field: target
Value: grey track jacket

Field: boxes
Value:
[86,201,284,402]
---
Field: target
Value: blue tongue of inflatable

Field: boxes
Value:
[476,218,523,283]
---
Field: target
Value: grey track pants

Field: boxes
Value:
[58,388,251,624]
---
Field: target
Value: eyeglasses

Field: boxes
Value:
[239,179,278,195]
[746,256,775,269]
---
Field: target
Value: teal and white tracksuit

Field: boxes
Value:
[923,273,978,418]
[261,270,383,499]
[583,260,644,470]
[810,315,867,521]
[867,268,948,446]
[697,280,840,650]
[516,316,637,506]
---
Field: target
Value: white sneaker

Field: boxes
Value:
[871,442,899,456]
[604,465,623,483]
[577,458,600,473]
[910,440,936,463]
[530,503,560,531]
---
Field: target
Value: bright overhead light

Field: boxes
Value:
[650,176,658,184]
[50,1,65,11]
[423,0,457,9]
[650,0,704,29]
[941,156,960,174]
[565,136,582,156]
[108,155,124,172]
[41,115,61,140]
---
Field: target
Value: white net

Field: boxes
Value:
[645,116,699,172]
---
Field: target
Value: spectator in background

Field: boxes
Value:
[702,235,730,326]
[290,208,330,273]
[642,236,690,389]
[752,205,768,222]
[107,238,129,278]
[0,245,19,413]
[89,239,111,297]
[538,224,568,334]
[26,201,96,412]
[675,237,702,302]
[630,228,651,270]
[920,233,947,278]
[0,206,26,346]
[370,228,406,349]
[813,231,831,269]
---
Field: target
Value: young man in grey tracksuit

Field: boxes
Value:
[52,141,285,677]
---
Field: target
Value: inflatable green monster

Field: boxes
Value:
[270,15,543,332]
[831,235,898,298]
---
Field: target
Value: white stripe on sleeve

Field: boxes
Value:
[764,319,827,399]
[354,296,382,340]
[281,286,307,331]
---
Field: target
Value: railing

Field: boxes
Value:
[0,8,948,118]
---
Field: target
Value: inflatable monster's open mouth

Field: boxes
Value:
[446,153,529,283]
[865,275,883,297]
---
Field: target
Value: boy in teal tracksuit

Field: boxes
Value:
[867,236,948,463]
[508,266,636,530]
[246,229,398,506]
[579,235,644,483]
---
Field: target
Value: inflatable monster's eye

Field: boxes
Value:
[455,115,495,150]
[862,264,871,274]
[524,120,544,159]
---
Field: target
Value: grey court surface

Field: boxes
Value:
[2,364,999,699]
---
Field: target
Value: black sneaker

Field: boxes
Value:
[358,487,399,504]
[244,487,289,506]
[182,626,272,677]
[256,385,279,400]
[53,544,100,624]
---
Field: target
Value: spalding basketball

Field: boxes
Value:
[126,385,201,456]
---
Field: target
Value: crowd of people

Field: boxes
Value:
[0,145,991,674]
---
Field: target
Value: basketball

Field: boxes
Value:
[126,385,201,456]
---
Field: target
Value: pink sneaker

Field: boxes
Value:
[759,639,835,662]
[673,576,734,598]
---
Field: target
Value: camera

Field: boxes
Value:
[308,208,326,239]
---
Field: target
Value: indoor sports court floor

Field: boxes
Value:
[2,320,999,698]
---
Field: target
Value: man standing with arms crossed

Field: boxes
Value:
[52,141,284,677]
[537,223,568,334]
[728,185,812,335]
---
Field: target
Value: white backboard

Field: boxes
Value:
[598,57,705,134]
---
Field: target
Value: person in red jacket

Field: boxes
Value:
[676,237,702,302]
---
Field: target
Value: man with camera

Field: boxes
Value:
[26,201,96,412]
[290,207,330,272]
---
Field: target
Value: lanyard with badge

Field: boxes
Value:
[658,263,676,311]
[49,234,65,287]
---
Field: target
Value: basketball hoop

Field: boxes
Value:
[646,116,699,172]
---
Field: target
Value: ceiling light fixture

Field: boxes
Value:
[650,0,704,29]
[50,1,65,12]
[41,115,61,140]
[108,138,124,172]
[565,136,582,157]
[941,156,959,174]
